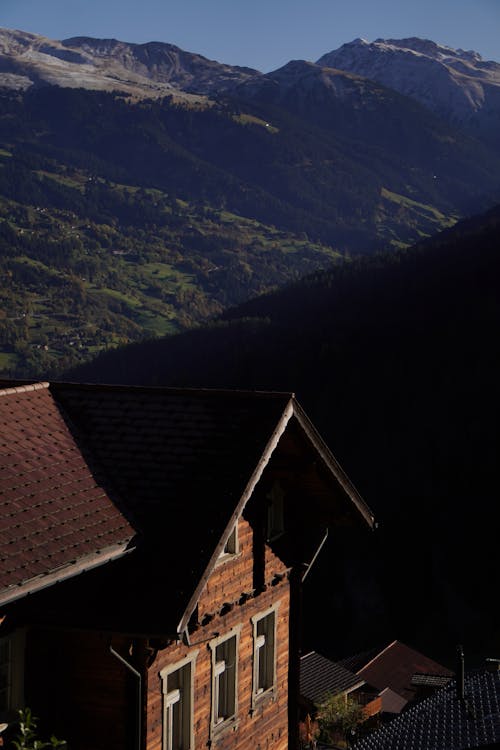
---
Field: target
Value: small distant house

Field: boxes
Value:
[339,640,453,716]
[299,651,381,720]
[0,380,375,750]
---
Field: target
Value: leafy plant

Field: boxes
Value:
[11,708,65,750]
[316,693,364,747]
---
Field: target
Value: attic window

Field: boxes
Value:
[218,524,238,561]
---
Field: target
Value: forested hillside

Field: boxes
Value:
[68,204,500,667]
[1,81,499,376]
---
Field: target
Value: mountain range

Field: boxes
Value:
[318,37,500,147]
[0,28,499,377]
[2,30,500,140]
[2,29,500,129]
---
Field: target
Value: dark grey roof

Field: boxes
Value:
[300,651,365,704]
[353,670,500,750]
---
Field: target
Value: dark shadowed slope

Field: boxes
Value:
[67,204,500,667]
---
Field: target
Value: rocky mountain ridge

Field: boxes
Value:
[317,37,500,145]
[0,27,259,99]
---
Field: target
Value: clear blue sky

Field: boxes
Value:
[2,0,499,72]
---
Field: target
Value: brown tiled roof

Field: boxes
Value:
[0,382,136,605]
[300,651,365,704]
[357,640,453,703]
[338,645,383,673]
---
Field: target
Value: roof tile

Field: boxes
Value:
[0,384,135,602]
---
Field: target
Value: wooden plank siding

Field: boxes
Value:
[146,515,290,750]
[26,629,132,750]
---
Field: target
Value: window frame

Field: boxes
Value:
[251,602,280,706]
[209,626,241,736]
[160,650,199,750]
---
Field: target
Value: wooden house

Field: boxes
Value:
[0,380,375,750]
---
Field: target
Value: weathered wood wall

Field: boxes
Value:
[26,628,133,750]
[146,515,290,750]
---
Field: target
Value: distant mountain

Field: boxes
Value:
[1,30,500,377]
[317,37,500,147]
[66,202,500,667]
[233,58,498,207]
[0,27,259,98]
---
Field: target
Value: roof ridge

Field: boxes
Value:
[51,381,295,399]
[357,639,399,673]
[0,381,49,397]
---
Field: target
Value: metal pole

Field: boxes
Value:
[109,644,142,750]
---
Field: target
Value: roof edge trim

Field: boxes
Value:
[0,381,49,397]
[0,540,134,608]
[177,398,296,636]
[357,640,399,675]
[292,400,375,528]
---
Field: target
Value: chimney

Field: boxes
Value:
[456,645,475,719]
[456,644,465,702]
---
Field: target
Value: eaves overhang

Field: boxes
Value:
[291,399,375,529]
[0,540,135,609]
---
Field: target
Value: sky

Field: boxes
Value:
[2,0,500,72]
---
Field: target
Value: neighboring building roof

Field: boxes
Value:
[353,669,500,750]
[0,382,136,606]
[300,651,365,704]
[412,673,454,689]
[378,686,408,715]
[356,640,453,704]
[338,645,383,674]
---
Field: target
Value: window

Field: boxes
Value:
[252,605,279,703]
[217,523,238,562]
[210,629,240,733]
[266,482,285,541]
[160,652,198,750]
